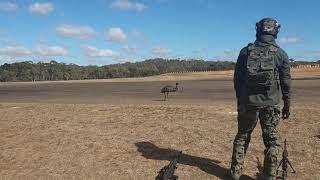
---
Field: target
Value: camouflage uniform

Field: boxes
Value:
[229,18,291,180]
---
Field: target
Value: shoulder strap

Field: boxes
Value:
[247,43,255,51]
[246,43,255,56]
[268,44,279,52]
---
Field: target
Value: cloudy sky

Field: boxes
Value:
[0,0,319,65]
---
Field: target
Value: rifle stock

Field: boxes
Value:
[155,151,182,180]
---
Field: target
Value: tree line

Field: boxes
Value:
[0,58,319,82]
[289,59,320,68]
[0,59,235,82]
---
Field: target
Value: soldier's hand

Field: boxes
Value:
[282,100,290,119]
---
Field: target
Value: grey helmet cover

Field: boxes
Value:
[256,18,281,37]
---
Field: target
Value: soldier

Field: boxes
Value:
[226,18,292,180]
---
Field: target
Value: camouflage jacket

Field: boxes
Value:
[234,39,291,107]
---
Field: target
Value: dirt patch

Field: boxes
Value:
[0,71,319,179]
[1,78,320,105]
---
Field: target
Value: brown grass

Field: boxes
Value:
[0,102,319,180]
[0,69,320,179]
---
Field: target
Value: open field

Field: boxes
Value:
[1,67,319,85]
[1,70,320,179]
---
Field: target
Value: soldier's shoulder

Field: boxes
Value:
[239,43,254,56]
[275,46,287,54]
[275,46,289,59]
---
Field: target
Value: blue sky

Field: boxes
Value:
[0,0,319,65]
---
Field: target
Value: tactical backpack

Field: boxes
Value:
[245,43,278,91]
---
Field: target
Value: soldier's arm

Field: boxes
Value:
[234,48,247,99]
[278,49,292,102]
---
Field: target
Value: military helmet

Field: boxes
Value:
[256,18,281,37]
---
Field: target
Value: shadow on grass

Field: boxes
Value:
[135,141,255,180]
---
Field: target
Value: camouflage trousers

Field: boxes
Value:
[230,106,281,180]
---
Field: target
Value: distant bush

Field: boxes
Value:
[0,58,317,82]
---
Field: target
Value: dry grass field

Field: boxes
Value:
[1,69,320,180]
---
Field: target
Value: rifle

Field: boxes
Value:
[277,139,296,179]
[155,151,182,180]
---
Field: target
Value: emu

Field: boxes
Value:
[161,82,179,100]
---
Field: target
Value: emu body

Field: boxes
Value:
[161,83,179,100]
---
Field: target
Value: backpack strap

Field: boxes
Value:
[246,43,255,56]
[247,43,255,51]
[268,44,279,52]
[267,45,279,80]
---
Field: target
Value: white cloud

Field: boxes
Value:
[107,28,127,41]
[0,45,68,59]
[193,48,206,54]
[278,36,302,45]
[0,2,17,12]
[214,48,239,61]
[110,0,146,12]
[29,2,54,15]
[117,56,132,62]
[0,46,32,57]
[82,46,118,58]
[188,48,207,59]
[117,45,141,62]
[122,45,139,54]
[148,46,173,59]
[151,46,172,56]
[56,24,97,39]
[33,46,68,56]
